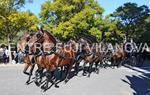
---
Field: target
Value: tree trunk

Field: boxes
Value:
[8,34,12,64]
[8,43,12,64]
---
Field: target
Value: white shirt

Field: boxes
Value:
[5,49,9,57]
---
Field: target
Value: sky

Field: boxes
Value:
[21,0,150,17]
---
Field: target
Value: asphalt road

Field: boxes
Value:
[0,64,149,95]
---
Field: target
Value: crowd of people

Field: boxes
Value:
[0,46,24,64]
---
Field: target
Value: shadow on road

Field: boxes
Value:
[122,66,150,95]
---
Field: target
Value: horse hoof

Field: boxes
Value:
[96,71,99,74]
[41,89,46,93]
[25,81,30,85]
[41,85,46,90]
[23,71,28,75]
[55,84,59,88]
[35,81,40,87]
[82,73,86,76]
[74,73,78,76]
[64,79,69,83]
[117,66,121,68]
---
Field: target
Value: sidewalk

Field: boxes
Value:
[0,63,24,68]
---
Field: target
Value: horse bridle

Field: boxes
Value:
[32,31,44,45]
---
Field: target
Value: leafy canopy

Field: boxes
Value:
[0,0,38,43]
[40,0,104,41]
[111,2,150,42]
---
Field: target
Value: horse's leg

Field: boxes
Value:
[87,63,93,77]
[117,60,120,68]
[41,70,52,90]
[111,58,116,69]
[64,65,72,83]
[26,64,35,84]
[115,59,119,68]
[117,58,124,68]
[34,69,40,86]
[23,63,30,75]
[100,59,104,68]
[60,66,64,79]
[39,68,44,83]
[95,62,99,74]
[82,62,87,76]
[74,62,80,75]
[34,67,44,86]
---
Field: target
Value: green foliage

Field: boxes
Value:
[40,0,104,41]
[0,0,38,43]
[111,2,150,42]
[8,12,38,32]
[89,27,102,41]
[139,15,150,44]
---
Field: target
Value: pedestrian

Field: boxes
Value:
[3,47,7,64]
[12,51,17,64]
[5,46,9,63]
[18,50,23,64]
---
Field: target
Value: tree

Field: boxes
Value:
[40,0,104,42]
[7,11,38,40]
[139,15,150,45]
[0,0,38,63]
[96,15,125,44]
[111,3,150,41]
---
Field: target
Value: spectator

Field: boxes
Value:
[0,47,3,63]
[18,50,24,64]
[3,47,8,64]
[12,51,17,64]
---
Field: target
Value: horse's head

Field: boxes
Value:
[28,29,44,48]
[78,38,91,54]
[67,38,78,50]
[28,28,57,54]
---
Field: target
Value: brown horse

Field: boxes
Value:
[74,38,91,76]
[81,43,105,77]
[111,44,126,68]
[74,38,100,77]
[74,38,108,77]
[92,44,105,74]
[17,33,35,84]
[27,28,57,86]
[40,39,76,90]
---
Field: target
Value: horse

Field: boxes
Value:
[110,42,139,68]
[74,38,102,77]
[17,32,35,84]
[111,49,125,68]
[91,43,106,74]
[40,39,76,90]
[81,43,106,77]
[27,28,57,86]
[73,38,90,76]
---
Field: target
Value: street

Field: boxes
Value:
[0,64,149,95]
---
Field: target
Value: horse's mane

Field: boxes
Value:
[78,31,97,43]
[44,30,57,44]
